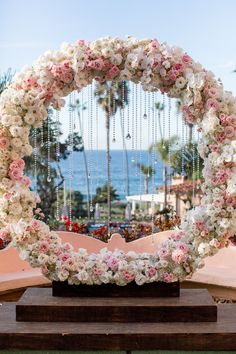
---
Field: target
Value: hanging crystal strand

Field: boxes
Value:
[68,93,73,231]
[40,121,44,147]
[147,92,151,179]
[151,91,155,243]
[181,114,185,177]
[139,85,143,205]
[121,81,126,194]
[87,85,91,223]
[112,89,116,143]
[89,82,94,214]
[47,115,51,183]
[168,97,171,196]
[107,85,112,237]
[96,94,99,190]
[81,90,84,135]
[176,100,180,146]
[131,82,135,163]
[197,130,200,181]
[192,126,195,204]
[135,84,138,177]
[56,110,60,221]
[63,179,67,210]
[143,91,147,119]
[162,94,166,147]
[126,82,131,140]
[154,91,158,166]
[33,128,37,188]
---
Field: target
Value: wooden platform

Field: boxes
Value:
[1,301,236,350]
[16,287,217,323]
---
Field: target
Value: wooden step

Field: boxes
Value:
[16,288,217,323]
[1,302,236,351]
[52,280,180,297]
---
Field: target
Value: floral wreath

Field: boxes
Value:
[0,37,235,286]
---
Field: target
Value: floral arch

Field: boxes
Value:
[0,37,236,285]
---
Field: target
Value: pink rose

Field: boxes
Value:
[9,168,22,180]
[150,39,159,49]
[3,192,12,200]
[77,39,85,46]
[123,270,135,282]
[60,252,71,262]
[177,242,189,253]
[110,65,120,75]
[227,115,236,127]
[226,196,234,205]
[207,87,220,99]
[30,219,41,230]
[172,249,187,264]
[93,266,103,276]
[39,241,49,253]
[0,137,9,150]
[206,98,219,110]
[182,54,191,64]
[224,125,235,139]
[148,267,157,278]
[10,159,25,170]
[171,231,184,241]
[163,272,174,283]
[0,227,10,241]
[158,247,170,260]
[107,256,119,271]
[20,176,32,187]
[88,58,105,70]
[41,265,49,275]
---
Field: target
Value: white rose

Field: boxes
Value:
[24,113,35,125]
[201,110,219,134]
[198,242,210,256]
[11,137,23,148]
[175,76,187,89]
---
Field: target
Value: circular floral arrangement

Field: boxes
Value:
[0,37,236,286]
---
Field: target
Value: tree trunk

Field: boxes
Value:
[106,114,111,232]
[77,108,90,220]
[120,113,130,196]
[144,176,149,194]
[188,124,193,144]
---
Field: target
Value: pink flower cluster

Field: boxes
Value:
[87,57,120,81]
[8,159,31,187]
[195,220,209,237]
[211,169,230,186]
[0,227,10,241]
[219,113,236,140]
[0,129,9,150]
[49,60,74,84]
[182,105,196,124]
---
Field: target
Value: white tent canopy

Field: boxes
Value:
[126,193,166,214]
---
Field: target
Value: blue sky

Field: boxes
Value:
[1,0,236,148]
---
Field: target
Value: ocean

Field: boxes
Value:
[61,150,164,201]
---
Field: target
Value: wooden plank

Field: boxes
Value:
[0,303,236,350]
[52,280,180,297]
[16,288,217,323]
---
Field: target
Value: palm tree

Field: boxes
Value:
[136,163,155,194]
[0,69,13,94]
[70,99,90,220]
[94,81,129,225]
[150,136,178,210]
